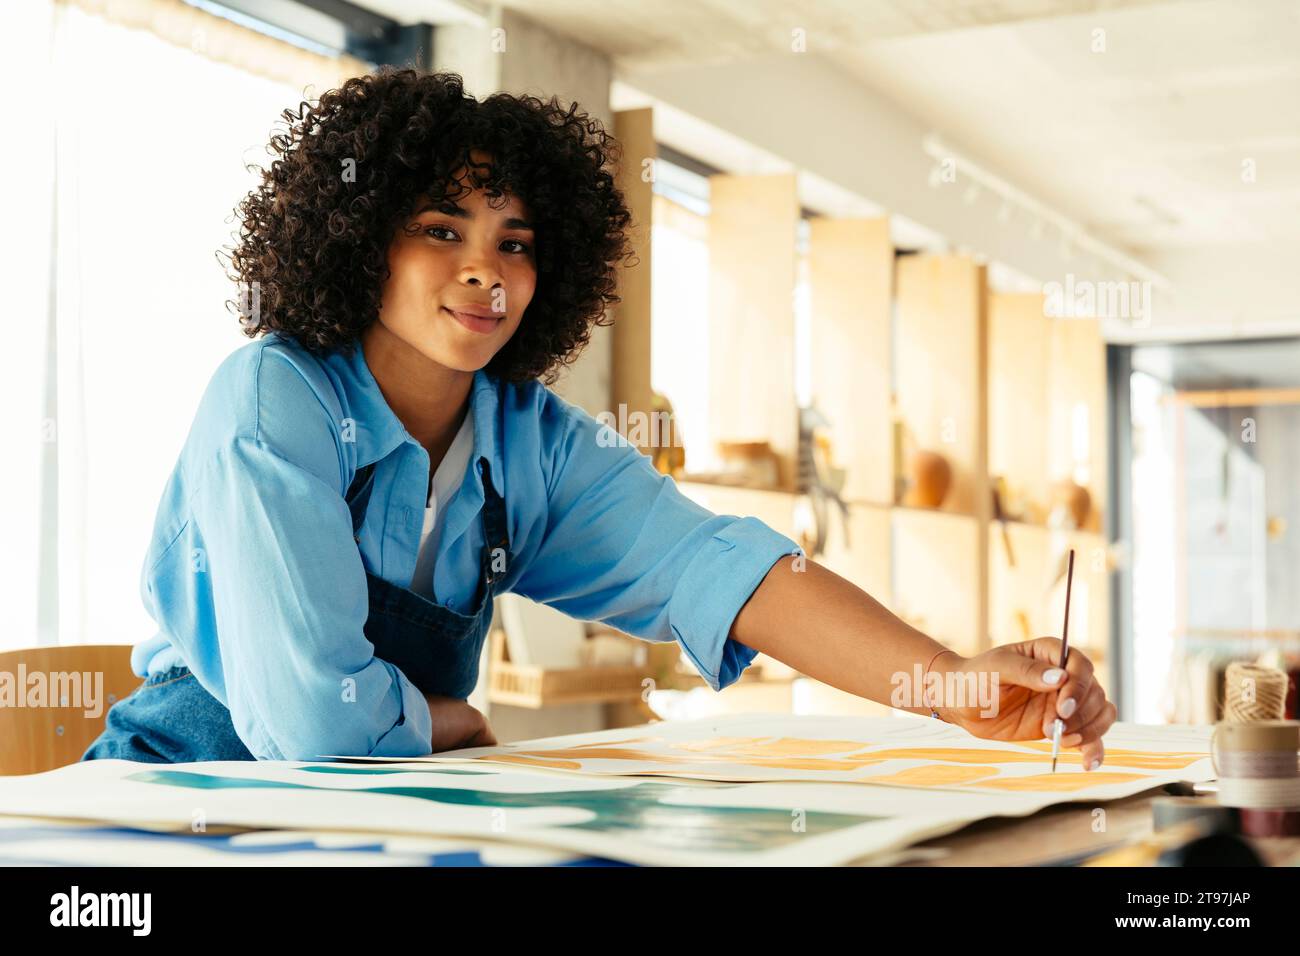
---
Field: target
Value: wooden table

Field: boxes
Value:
[895,789,1300,866]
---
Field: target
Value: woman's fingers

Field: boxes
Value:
[1079,737,1106,772]
[1024,638,1095,735]
[1062,700,1117,768]
[994,641,1073,695]
[1056,645,1095,718]
[1060,681,1107,736]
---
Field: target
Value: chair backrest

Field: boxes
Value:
[0,645,141,775]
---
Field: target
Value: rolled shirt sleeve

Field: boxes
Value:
[191,436,433,760]
[509,391,803,691]
[165,343,434,761]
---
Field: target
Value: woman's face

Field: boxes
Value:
[377,173,536,374]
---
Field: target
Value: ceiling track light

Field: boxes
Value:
[921,133,1171,290]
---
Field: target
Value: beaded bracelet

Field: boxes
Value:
[924,648,954,721]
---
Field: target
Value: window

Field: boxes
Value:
[0,0,366,651]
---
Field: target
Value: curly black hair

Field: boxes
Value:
[220,67,634,384]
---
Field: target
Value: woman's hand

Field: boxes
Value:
[424,694,497,753]
[930,639,1116,771]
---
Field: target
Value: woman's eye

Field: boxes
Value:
[424,225,458,241]
[501,238,531,254]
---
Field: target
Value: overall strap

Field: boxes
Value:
[476,456,511,586]
[345,461,377,540]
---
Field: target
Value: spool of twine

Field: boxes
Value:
[1222,662,1288,722]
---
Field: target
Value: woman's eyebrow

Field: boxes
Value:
[415,200,533,231]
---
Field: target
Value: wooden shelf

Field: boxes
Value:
[607,117,1117,707]
[889,502,980,523]
[486,629,653,710]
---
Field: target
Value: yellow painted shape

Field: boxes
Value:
[855,747,1051,765]
[701,737,875,757]
[553,737,662,751]
[864,764,1001,787]
[736,756,883,771]
[503,746,880,773]
[673,737,761,752]
[856,747,1202,770]
[480,754,582,770]
[973,771,1146,792]
[1016,741,1208,759]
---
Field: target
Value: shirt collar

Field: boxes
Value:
[324,335,505,499]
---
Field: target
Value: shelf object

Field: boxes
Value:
[486,628,650,709]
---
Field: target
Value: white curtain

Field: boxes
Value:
[0,0,367,651]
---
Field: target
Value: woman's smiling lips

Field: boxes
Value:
[443,303,504,334]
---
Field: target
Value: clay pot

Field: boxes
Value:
[904,450,952,509]
[1052,479,1092,529]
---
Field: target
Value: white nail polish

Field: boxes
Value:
[1043,668,1064,685]
[1088,759,1101,771]
[1059,698,1077,718]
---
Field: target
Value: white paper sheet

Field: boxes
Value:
[333,714,1215,801]
[0,757,1065,866]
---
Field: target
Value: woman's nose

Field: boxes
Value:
[459,260,503,289]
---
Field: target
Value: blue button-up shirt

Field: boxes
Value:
[131,332,800,760]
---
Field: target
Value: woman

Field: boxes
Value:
[84,68,1115,766]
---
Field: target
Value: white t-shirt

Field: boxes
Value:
[410,410,475,601]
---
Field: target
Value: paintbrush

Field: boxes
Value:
[1052,548,1076,773]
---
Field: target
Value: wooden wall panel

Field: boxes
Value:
[707,174,799,490]
[818,501,892,606]
[894,255,988,517]
[989,523,1111,680]
[808,217,893,505]
[611,108,655,449]
[988,292,1051,522]
[1048,318,1108,532]
[891,508,981,657]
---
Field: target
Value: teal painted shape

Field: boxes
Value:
[126,770,881,853]
[297,766,491,776]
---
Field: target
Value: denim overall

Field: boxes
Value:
[82,457,511,763]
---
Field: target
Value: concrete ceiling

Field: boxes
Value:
[833,0,1300,250]
[466,0,1298,252]
[365,0,1300,335]
[463,0,1181,63]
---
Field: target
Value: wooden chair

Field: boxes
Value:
[0,645,142,776]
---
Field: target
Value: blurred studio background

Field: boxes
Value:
[4,0,1298,742]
